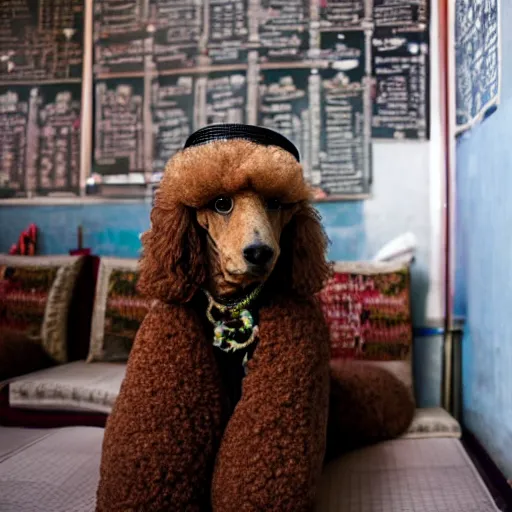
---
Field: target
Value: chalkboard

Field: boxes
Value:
[35,84,82,194]
[0,0,83,83]
[0,86,31,197]
[373,0,429,31]
[319,0,366,30]
[93,0,147,75]
[319,69,370,196]
[370,0,429,139]
[455,0,499,134]
[258,68,310,161]
[0,84,81,197]
[319,30,366,81]
[93,78,145,177]
[151,74,195,174]
[0,0,84,198]
[91,0,432,199]
[0,0,432,200]
[372,31,429,139]
[258,0,310,62]
[150,1,202,72]
[205,71,247,125]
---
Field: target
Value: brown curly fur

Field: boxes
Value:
[96,139,413,512]
[326,360,415,461]
[211,295,330,511]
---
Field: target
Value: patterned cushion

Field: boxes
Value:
[317,261,413,391]
[87,258,151,363]
[0,255,84,363]
[401,408,462,439]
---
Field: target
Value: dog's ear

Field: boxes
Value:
[276,203,332,296]
[137,204,206,303]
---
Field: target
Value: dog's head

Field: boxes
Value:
[138,139,330,302]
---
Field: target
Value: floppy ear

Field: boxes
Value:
[137,204,206,303]
[276,203,332,296]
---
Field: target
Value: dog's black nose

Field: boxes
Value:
[243,243,274,266]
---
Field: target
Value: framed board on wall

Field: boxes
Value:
[0,0,431,201]
[455,0,500,135]
[0,0,84,198]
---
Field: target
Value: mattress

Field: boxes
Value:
[0,427,500,512]
[0,426,103,512]
[8,361,126,414]
[315,437,500,512]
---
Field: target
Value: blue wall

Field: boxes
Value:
[455,1,512,478]
[0,201,365,260]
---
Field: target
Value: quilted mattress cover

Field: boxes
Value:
[0,428,499,512]
[315,437,499,512]
[0,426,103,512]
[8,361,126,414]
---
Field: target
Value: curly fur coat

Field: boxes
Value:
[96,140,414,512]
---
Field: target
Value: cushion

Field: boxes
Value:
[8,361,126,414]
[316,438,499,512]
[0,426,103,512]
[87,258,151,363]
[318,260,414,391]
[0,429,497,512]
[0,386,108,428]
[401,407,462,439]
[0,255,84,363]
[0,329,56,381]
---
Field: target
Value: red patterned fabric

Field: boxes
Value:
[0,265,59,337]
[318,266,412,362]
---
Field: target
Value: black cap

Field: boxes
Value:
[184,124,300,162]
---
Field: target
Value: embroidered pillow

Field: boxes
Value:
[317,261,414,392]
[87,258,151,363]
[0,255,84,364]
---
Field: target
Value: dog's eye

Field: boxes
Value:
[266,198,281,211]
[213,196,233,215]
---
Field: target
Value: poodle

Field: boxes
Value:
[96,125,414,512]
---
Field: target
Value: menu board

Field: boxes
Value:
[95,0,416,198]
[258,0,310,61]
[258,68,310,161]
[93,0,147,75]
[150,1,202,72]
[319,70,369,195]
[94,79,145,178]
[373,0,429,30]
[372,32,429,139]
[319,0,366,29]
[455,0,499,134]
[0,84,81,196]
[0,0,83,197]
[370,0,429,139]
[151,74,195,174]
[0,87,30,196]
[36,84,82,193]
[0,0,431,200]
[205,71,247,125]
[0,0,83,82]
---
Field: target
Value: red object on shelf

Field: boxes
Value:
[8,224,38,256]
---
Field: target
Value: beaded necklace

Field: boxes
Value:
[203,284,263,353]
